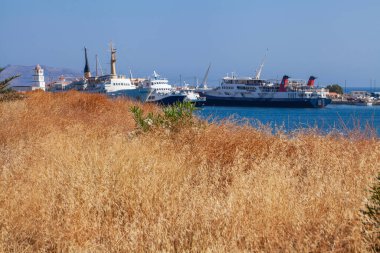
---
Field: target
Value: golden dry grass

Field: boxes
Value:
[0,91,379,252]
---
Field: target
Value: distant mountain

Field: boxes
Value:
[0,65,82,87]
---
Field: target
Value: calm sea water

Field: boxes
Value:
[195,105,380,136]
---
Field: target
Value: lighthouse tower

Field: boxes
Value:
[32,64,46,91]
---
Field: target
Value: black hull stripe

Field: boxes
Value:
[203,97,332,108]
[149,95,187,106]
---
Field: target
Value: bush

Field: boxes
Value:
[362,173,380,251]
[130,101,195,132]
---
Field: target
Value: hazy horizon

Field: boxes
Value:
[1,0,379,86]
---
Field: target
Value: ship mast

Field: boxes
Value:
[95,54,98,77]
[129,69,134,85]
[110,42,117,77]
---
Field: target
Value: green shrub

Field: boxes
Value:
[130,101,195,133]
[362,173,380,251]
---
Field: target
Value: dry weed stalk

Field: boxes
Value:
[0,92,379,252]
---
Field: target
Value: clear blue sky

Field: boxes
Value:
[1,0,379,86]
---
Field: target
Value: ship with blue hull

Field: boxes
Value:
[199,75,331,108]
[107,86,151,102]
[142,71,187,105]
[148,94,187,106]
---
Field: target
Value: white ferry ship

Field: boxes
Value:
[141,71,187,105]
[199,75,331,108]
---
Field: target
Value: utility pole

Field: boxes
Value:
[95,54,98,77]
[344,80,347,94]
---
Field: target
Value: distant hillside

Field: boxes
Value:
[0,65,82,87]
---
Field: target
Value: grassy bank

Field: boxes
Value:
[0,91,379,252]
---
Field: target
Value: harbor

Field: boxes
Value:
[2,0,380,252]
[196,104,380,135]
[11,43,380,109]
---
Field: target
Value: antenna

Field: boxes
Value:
[254,48,269,80]
[129,69,134,80]
[129,69,134,85]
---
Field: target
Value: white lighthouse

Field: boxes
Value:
[32,64,46,91]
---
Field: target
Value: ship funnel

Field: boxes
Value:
[307,76,317,87]
[279,75,290,92]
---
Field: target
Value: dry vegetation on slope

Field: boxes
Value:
[0,91,379,252]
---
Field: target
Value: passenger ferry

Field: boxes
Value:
[141,71,187,105]
[199,75,331,108]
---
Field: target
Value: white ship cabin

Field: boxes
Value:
[102,75,135,92]
[218,77,275,91]
[214,75,329,99]
[143,71,175,94]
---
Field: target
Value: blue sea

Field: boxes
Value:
[195,104,380,136]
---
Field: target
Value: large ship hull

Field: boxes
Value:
[148,94,187,106]
[201,95,332,108]
[107,87,151,102]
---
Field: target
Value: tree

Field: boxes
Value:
[326,84,344,94]
[0,67,21,93]
[0,67,22,101]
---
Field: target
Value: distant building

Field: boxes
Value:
[350,91,369,99]
[11,85,32,92]
[47,75,72,91]
[327,92,342,99]
[32,64,46,91]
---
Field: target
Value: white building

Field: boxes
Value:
[350,91,369,99]
[32,64,46,91]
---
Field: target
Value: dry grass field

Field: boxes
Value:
[0,91,379,252]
